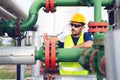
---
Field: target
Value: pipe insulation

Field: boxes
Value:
[0,0,27,19]
[0,46,35,64]
[0,7,16,19]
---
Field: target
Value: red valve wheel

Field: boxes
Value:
[89,49,98,71]
[51,40,56,70]
[45,40,50,70]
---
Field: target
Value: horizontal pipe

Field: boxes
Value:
[0,46,35,64]
[57,48,86,62]
[0,7,16,19]
[0,0,27,19]
[55,0,84,6]
[55,0,113,6]
[35,47,44,61]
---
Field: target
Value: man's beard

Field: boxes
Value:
[71,29,80,37]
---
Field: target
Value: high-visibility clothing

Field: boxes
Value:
[64,32,84,48]
[59,32,88,75]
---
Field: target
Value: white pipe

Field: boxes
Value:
[0,46,35,64]
[0,0,27,19]
[0,7,16,19]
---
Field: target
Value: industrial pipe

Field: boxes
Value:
[20,0,43,32]
[0,7,16,19]
[57,48,86,62]
[0,0,27,19]
[20,0,113,32]
[94,0,102,22]
[0,0,113,38]
[55,0,113,6]
[35,47,86,62]
[20,0,113,31]
[0,46,35,64]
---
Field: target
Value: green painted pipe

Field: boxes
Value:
[101,0,113,5]
[94,0,102,22]
[0,0,112,37]
[35,47,44,61]
[20,0,113,32]
[90,0,113,6]
[0,18,16,37]
[55,0,84,6]
[56,48,86,62]
[0,19,6,36]
[35,47,86,62]
[55,0,113,6]
[20,0,44,32]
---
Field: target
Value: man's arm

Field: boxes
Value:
[73,32,93,48]
[73,40,93,48]
[49,36,59,42]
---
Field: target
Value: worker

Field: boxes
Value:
[60,13,93,76]
[49,13,93,75]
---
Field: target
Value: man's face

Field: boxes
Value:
[70,22,84,37]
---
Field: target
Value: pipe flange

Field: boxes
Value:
[50,0,54,12]
[45,0,55,12]
[51,40,56,70]
[45,0,49,13]
[45,40,50,70]
[88,22,109,33]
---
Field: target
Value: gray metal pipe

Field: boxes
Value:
[0,0,27,19]
[0,7,16,19]
[0,46,35,64]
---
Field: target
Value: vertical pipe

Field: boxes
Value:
[94,0,102,22]
[16,18,21,80]
[114,0,120,29]
[17,36,21,80]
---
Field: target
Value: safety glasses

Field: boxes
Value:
[70,23,83,28]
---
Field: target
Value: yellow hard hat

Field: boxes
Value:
[71,13,86,24]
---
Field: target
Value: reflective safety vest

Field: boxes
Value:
[59,32,88,75]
